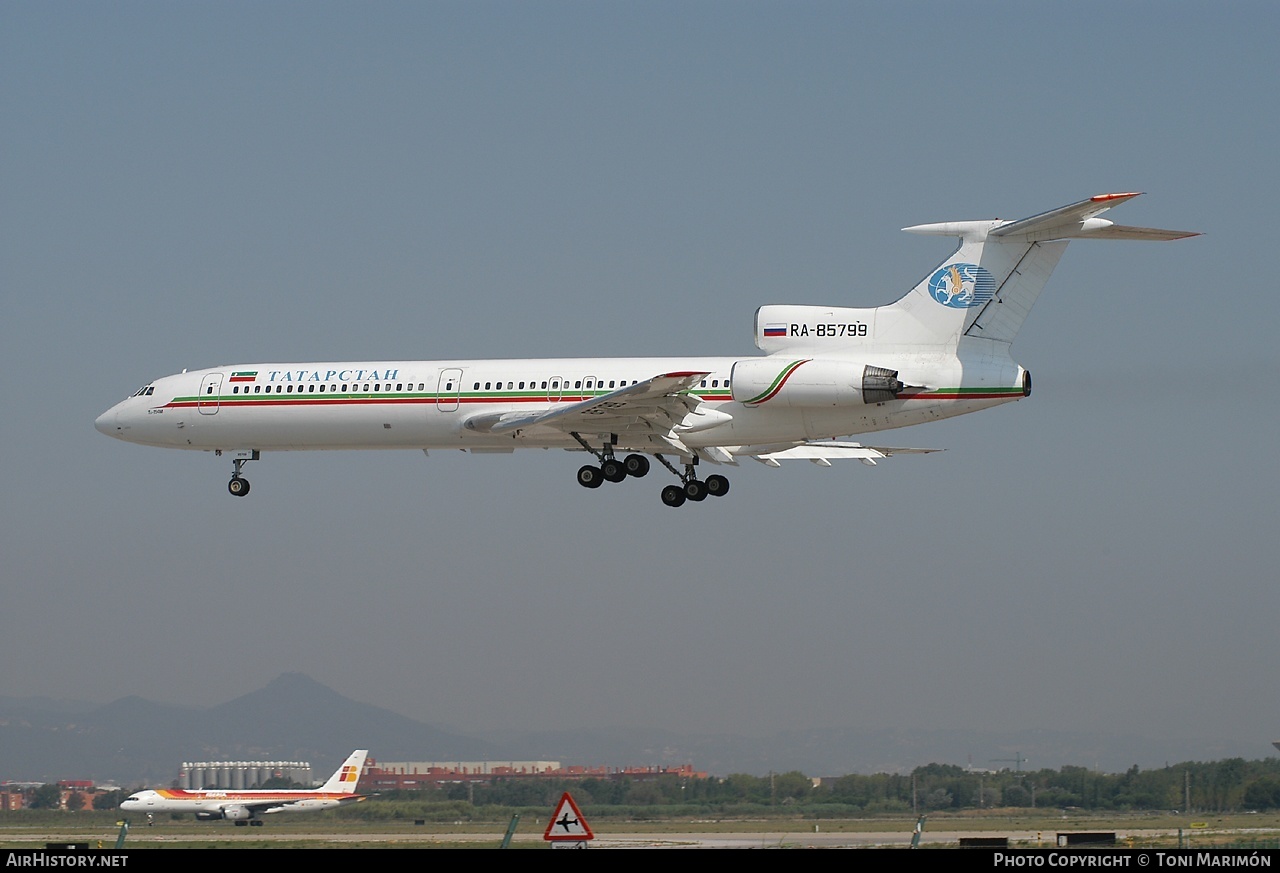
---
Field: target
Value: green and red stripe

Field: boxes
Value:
[740,360,809,406]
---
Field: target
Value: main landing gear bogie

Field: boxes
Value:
[661,473,728,508]
[576,453,646,490]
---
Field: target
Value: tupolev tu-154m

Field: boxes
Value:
[95,193,1196,506]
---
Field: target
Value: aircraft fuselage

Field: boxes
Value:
[95,353,1023,455]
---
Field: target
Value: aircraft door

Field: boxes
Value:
[547,376,565,403]
[579,375,600,399]
[437,368,463,412]
[198,373,223,415]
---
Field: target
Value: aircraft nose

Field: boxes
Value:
[94,408,118,437]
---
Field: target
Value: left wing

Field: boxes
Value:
[256,794,367,815]
[463,371,711,436]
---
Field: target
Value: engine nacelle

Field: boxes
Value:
[730,358,903,407]
[220,805,252,821]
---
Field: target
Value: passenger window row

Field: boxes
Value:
[470,379,642,391]
[220,377,728,396]
[230,383,429,395]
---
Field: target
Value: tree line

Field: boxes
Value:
[354,758,1280,817]
[11,758,1280,817]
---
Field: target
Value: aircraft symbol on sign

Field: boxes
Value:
[544,792,593,842]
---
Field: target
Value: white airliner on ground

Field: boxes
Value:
[119,749,368,825]
[96,193,1196,506]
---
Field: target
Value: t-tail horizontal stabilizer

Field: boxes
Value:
[903,192,1199,242]
[891,192,1198,347]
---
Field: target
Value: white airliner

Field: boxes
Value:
[119,749,368,825]
[95,193,1196,506]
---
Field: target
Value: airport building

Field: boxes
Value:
[0,786,27,811]
[180,760,314,790]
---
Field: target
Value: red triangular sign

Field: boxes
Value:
[543,792,594,841]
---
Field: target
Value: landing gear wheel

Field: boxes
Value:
[705,474,730,497]
[228,477,250,497]
[234,821,248,827]
[576,465,604,489]
[661,484,687,507]
[250,820,264,827]
[623,454,650,478]
[684,479,708,502]
[601,458,627,483]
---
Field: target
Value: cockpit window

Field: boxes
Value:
[133,386,155,397]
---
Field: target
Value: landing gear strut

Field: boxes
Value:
[218,449,260,497]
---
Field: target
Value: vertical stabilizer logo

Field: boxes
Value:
[927,263,995,308]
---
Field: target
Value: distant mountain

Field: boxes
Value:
[0,673,494,785]
[0,674,1265,784]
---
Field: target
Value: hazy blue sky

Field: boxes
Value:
[3,2,1277,765]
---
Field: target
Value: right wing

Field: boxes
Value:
[739,441,941,468]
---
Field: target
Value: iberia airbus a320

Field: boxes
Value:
[96,193,1196,506]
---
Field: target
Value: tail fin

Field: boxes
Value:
[883,192,1197,348]
[319,749,368,794]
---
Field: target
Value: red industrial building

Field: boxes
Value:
[360,759,705,792]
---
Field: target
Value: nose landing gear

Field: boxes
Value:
[217,449,260,497]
